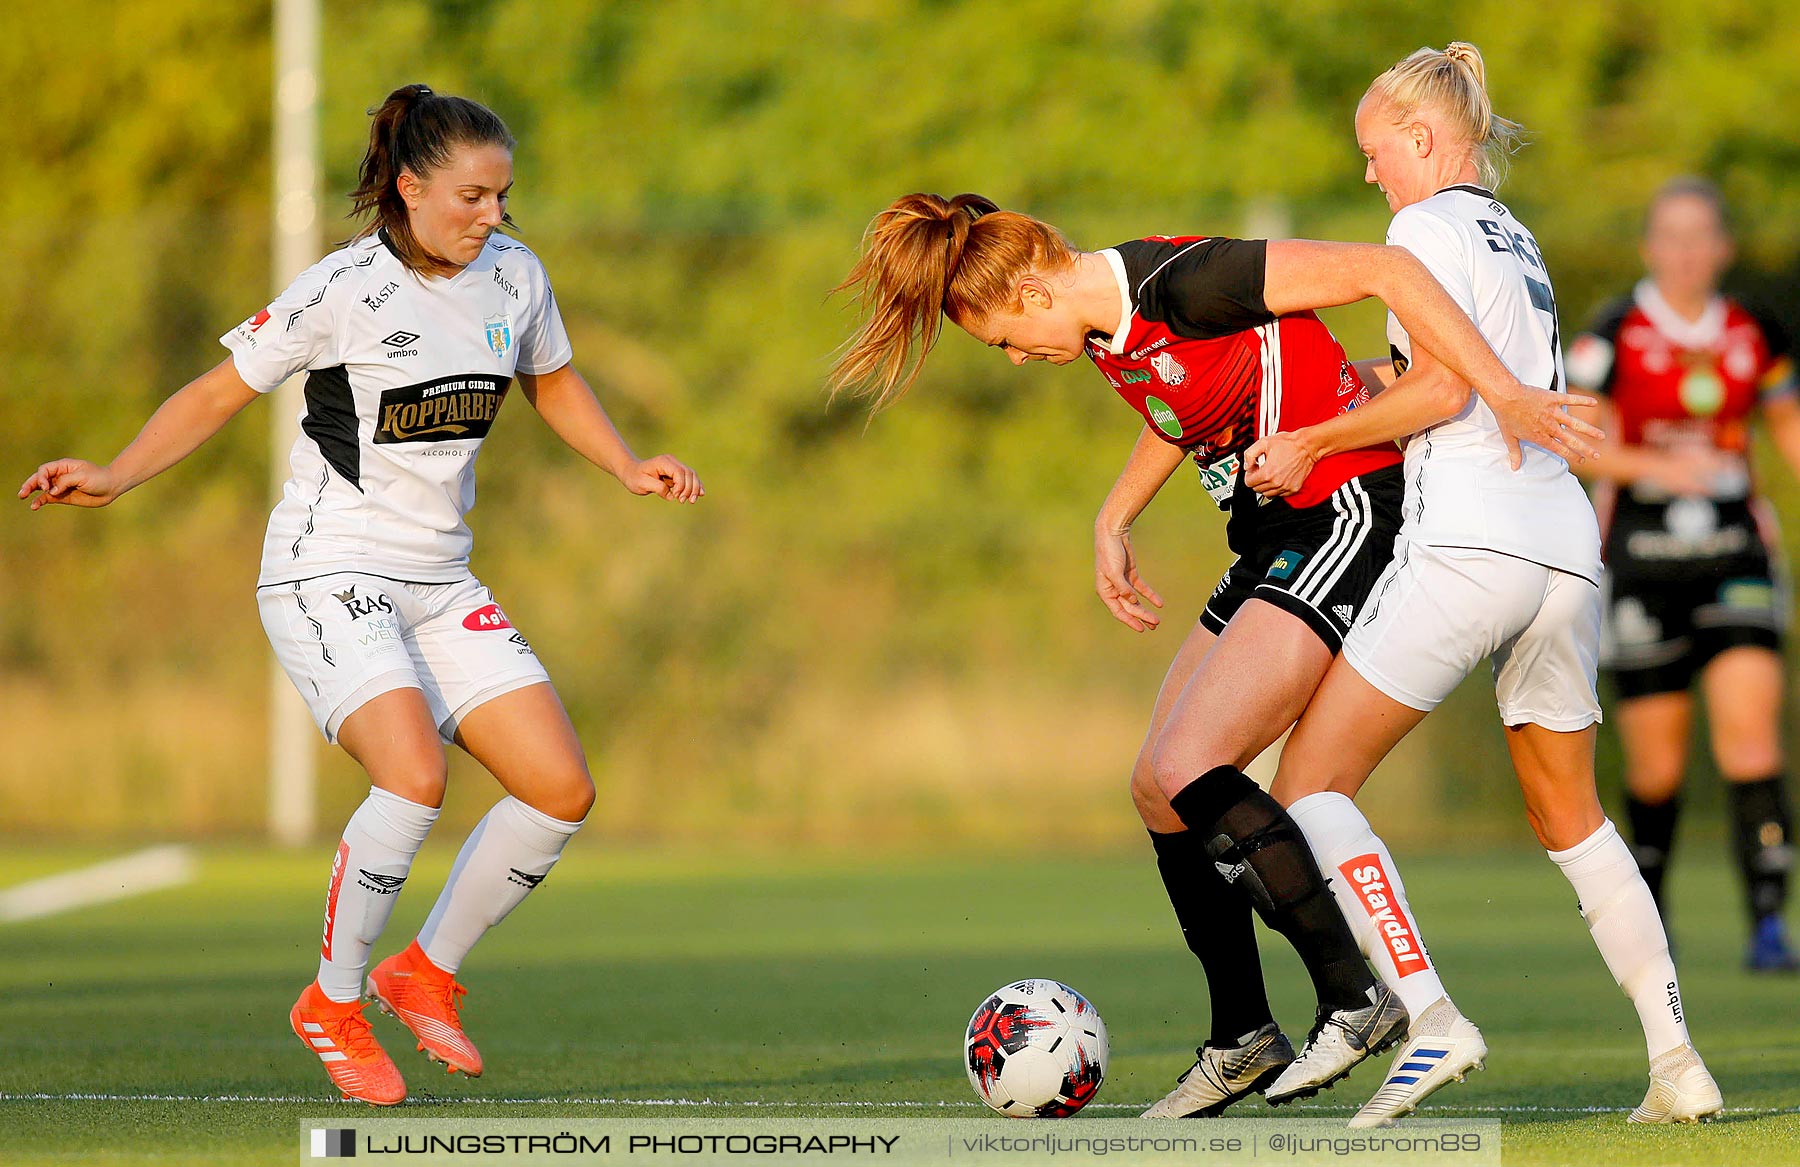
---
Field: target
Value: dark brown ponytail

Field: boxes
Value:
[347,84,517,274]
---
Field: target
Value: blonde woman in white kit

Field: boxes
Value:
[1243,44,1721,1127]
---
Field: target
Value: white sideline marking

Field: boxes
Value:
[1,1094,1795,1116]
[0,846,197,924]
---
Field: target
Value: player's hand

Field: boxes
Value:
[18,459,122,509]
[1489,384,1603,469]
[1095,528,1163,632]
[624,455,704,503]
[1648,447,1734,497]
[1244,433,1315,499]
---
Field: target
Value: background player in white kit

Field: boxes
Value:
[19,85,702,1106]
[1244,44,1721,1126]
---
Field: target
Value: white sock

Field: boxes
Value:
[1547,819,1690,1060]
[317,787,439,1002]
[1290,792,1448,1021]
[416,797,584,974]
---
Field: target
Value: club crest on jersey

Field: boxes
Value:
[483,312,513,358]
[1151,350,1187,386]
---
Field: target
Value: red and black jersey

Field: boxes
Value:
[1568,282,1796,565]
[1568,284,1793,465]
[1086,236,1400,510]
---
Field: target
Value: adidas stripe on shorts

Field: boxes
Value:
[258,572,550,743]
[1201,464,1404,653]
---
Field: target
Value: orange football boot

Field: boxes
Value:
[290,980,407,1105]
[367,940,484,1077]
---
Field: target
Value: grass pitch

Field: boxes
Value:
[0,843,1795,1165]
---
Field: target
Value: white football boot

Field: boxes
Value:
[1265,984,1408,1105]
[1141,1023,1296,1118]
[1628,1044,1723,1124]
[1348,997,1486,1128]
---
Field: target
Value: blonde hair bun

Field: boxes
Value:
[1367,42,1524,189]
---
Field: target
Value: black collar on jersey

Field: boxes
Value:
[1437,183,1497,199]
[376,226,402,261]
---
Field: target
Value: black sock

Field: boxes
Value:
[1624,793,1681,916]
[1727,776,1793,924]
[1168,766,1376,1011]
[1149,829,1274,1046]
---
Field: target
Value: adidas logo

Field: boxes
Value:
[1213,860,1247,884]
[507,868,546,889]
[300,1021,347,1064]
[356,870,406,894]
[1333,604,1355,625]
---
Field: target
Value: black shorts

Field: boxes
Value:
[1604,497,1786,699]
[1200,464,1404,653]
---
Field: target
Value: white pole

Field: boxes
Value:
[268,0,321,846]
[1243,197,1293,242]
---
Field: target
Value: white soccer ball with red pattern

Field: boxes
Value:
[964,979,1108,1118]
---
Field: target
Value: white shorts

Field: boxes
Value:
[257,573,550,744]
[1342,538,1603,731]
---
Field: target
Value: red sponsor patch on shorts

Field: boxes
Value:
[462,603,512,632]
[322,840,349,960]
[1339,853,1432,977]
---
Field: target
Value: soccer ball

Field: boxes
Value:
[964,979,1108,1117]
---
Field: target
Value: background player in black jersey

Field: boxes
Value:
[20,86,703,1105]
[829,192,1587,1116]
[1567,179,1800,971]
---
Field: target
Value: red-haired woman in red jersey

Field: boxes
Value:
[830,193,1590,1116]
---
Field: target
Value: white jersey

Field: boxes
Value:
[223,231,571,586]
[1385,186,1601,583]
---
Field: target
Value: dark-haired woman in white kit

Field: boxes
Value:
[20,84,702,1105]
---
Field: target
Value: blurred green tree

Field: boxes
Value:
[3,0,1796,846]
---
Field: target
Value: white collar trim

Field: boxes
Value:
[1096,249,1134,356]
[1633,279,1727,349]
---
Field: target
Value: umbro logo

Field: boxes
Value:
[507,868,546,889]
[356,870,406,894]
[381,331,421,359]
